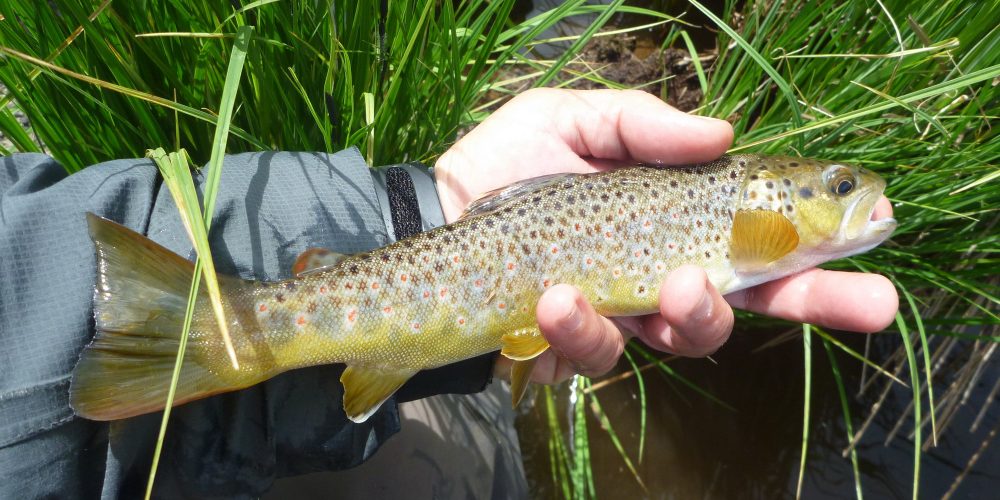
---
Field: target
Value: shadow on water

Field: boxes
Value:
[516,328,1000,499]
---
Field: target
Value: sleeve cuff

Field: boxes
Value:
[370,163,446,241]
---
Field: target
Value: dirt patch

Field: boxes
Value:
[487,33,715,113]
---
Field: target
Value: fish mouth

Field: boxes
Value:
[840,187,897,245]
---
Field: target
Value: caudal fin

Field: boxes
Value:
[70,213,251,421]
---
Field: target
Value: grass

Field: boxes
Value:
[1,0,998,498]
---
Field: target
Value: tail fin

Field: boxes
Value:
[70,213,249,421]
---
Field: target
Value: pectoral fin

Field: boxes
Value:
[500,327,550,361]
[510,358,539,407]
[730,209,799,270]
[340,365,417,423]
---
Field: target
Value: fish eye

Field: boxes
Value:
[824,165,857,196]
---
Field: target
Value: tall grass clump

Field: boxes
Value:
[0,0,671,169]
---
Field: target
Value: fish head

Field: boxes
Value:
[736,155,897,263]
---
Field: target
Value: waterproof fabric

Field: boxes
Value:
[0,148,494,498]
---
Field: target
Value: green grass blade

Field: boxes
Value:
[622,348,647,463]
[796,324,813,499]
[895,313,923,500]
[822,337,864,500]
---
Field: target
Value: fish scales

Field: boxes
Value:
[70,154,897,421]
[220,161,745,373]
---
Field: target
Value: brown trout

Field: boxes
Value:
[70,155,896,422]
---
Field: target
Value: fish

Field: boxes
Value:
[69,154,897,422]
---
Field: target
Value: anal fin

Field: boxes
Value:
[341,365,417,423]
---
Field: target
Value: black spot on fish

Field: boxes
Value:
[750,174,759,181]
[585,183,594,190]
[443,235,453,244]
[530,230,538,239]
[783,178,792,187]
[381,253,391,262]
[627,194,636,203]
[485,219,495,227]
[553,202,562,211]
[578,209,587,217]
[789,161,799,167]
[730,171,738,179]
[705,251,711,258]
[567,195,576,204]
[470,222,479,230]
[533,196,542,203]
[285,282,298,291]
[708,176,716,184]
[615,191,623,198]
[275,293,285,303]
[600,193,610,202]
[765,181,774,189]
[786,204,794,213]
[500,224,512,234]
[349,265,359,274]
[592,204,601,213]
[547,190,557,196]
[799,187,814,199]
[434,262,444,272]
[544,216,554,225]
[522,244,531,255]
[642,181,650,188]
[426,232,436,239]
[669,180,678,188]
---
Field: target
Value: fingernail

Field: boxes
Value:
[562,301,584,333]
[695,289,714,322]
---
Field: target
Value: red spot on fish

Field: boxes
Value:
[347,309,358,323]
[498,302,506,310]
[543,279,552,288]
[550,245,559,254]
[371,282,380,290]
[439,287,448,298]
[633,250,642,258]
[458,317,466,326]
[507,262,516,271]
[574,223,582,232]
[400,274,408,282]
[474,278,484,288]
[423,290,431,299]
[411,322,422,331]
[383,306,393,315]
[319,286,327,294]
[668,244,675,249]
[452,255,461,264]
[258,304,267,312]
[345,283,354,290]
[296,315,307,326]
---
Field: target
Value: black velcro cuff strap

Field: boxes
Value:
[371,163,445,242]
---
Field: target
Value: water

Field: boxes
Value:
[516,329,1000,498]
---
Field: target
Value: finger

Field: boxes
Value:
[725,269,899,332]
[638,265,734,357]
[536,283,625,377]
[873,195,893,220]
[555,89,734,164]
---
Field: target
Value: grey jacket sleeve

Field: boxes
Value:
[0,148,493,499]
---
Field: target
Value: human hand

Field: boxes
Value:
[434,88,898,384]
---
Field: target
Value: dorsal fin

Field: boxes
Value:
[292,247,348,277]
[459,173,581,220]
